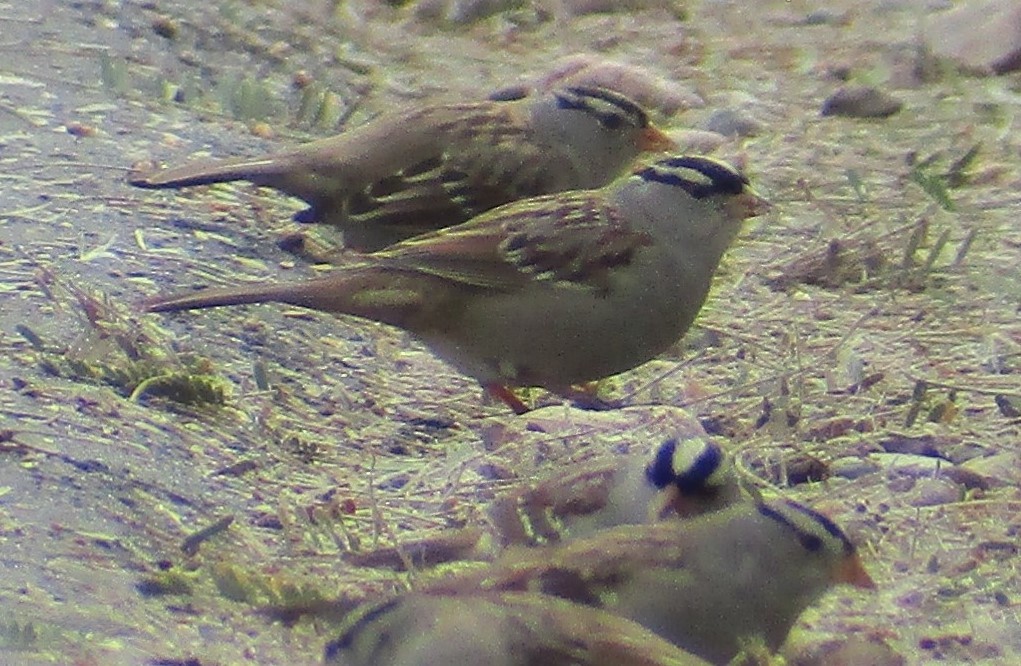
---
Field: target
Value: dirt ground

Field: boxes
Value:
[1,1,1020,664]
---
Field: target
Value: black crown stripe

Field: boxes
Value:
[782,498,855,554]
[646,438,679,489]
[673,442,724,493]
[324,598,401,657]
[554,86,650,129]
[757,500,854,556]
[636,156,748,199]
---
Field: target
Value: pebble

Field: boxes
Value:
[924,0,1021,74]
[904,477,964,507]
[787,636,906,666]
[820,84,903,118]
[802,9,847,26]
[941,442,988,465]
[830,456,881,480]
[671,129,727,154]
[871,452,947,476]
[702,108,762,137]
[871,453,970,506]
[410,0,519,23]
[879,433,948,458]
[546,0,682,17]
[738,447,830,487]
[961,452,1019,486]
[526,54,705,115]
[409,0,681,24]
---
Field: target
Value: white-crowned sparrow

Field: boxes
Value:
[146,155,767,413]
[337,437,739,571]
[129,86,675,252]
[423,498,876,664]
[489,436,742,547]
[324,590,714,666]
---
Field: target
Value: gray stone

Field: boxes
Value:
[821,85,903,118]
[925,0,1021,74]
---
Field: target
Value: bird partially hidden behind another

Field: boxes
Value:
[338,436,741,571]
[144,155,768,414]
[324,591,714,666]
[129,86,676,252]
[420,498,876,665]
[489,436,743,547]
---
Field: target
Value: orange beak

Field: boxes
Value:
[835,553,877,590]
[733,187,772,219]
[639,124,677,152]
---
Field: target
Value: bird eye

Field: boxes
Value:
[601,114,624,130]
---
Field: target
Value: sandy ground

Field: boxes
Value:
[1,0,1020,664]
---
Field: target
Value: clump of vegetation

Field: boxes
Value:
[908,142,982,212]
[211,563,329,610]
[765,141,980,294]
[0,617,39,650]
[97,48,358,130]
[22,269,228,408]
[761,218,970,293]
[295,81,348,130]
[136,568,196,597]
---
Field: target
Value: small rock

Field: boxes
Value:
[961,452,1020,486]
[803,9,848,26]
[995,394,1021,417]
[671,129,727,154]
[520,54,705,115]
[544,0,682,17]
[821,84,903,118]
[879,433,950,458]
[942,466,993,491]
[873,453,968,504]
[702,108,762,137]
[924,0,1021,74]
[410,0,524,24]
[787,635,906,666]
[740,447,830,487]
[872,452,946,476]
[904,477,964,507]
[942,441,988,464]
[830,456,881,480]
[151,16,180,40]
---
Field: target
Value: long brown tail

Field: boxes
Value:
[144,267,435,331]
[129,156,282,189]
[144,281,300,312]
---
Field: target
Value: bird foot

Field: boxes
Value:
[484,384,530,415]
[559,383,623,412]
[485,383,622,414]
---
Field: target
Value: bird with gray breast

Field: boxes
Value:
[144,155,767,413]
[421,498,876,665]
[130,86,676,252]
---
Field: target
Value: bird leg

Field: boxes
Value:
[558,382,623,412]
[484,384,530,415]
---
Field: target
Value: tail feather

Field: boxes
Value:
[145,281,301,312]
[145,268,435,331]
[129,157,284,189]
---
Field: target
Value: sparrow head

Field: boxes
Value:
[634,155,768,215]
[552,86,675,152]
[530,87,675,185]
[646,437,741,519]
[757,498,876,590]
[623,154,768,254]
